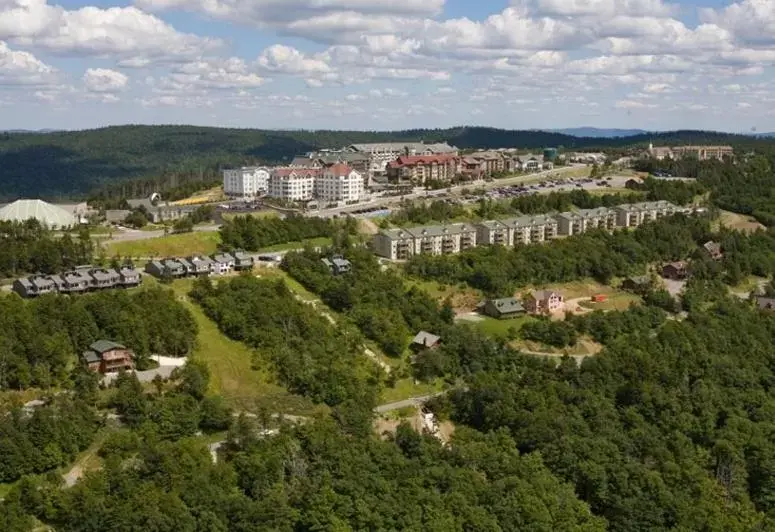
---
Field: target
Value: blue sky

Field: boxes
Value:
[0,0,773,132]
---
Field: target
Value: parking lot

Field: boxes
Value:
[480,175,633,201]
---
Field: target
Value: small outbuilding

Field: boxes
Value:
[411,331,441,351]
[703,241,723,261]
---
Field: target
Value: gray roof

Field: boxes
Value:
[579,207,616,218]
[757,297,775,310]
[321,258,333,268]
[120,267,140,277]
[477,220,507,230]
[15,278,32,289]
[233,251,253,260]
[412,331,441,347]
[190,256,213,266]
[530,290,561,300]
[501,214,557,228]
[31,276,54,289]
[213,253,235,263]
[487,297,525,314]
[82,350,101,364]
[332,258,350,268]
[90,340,126,354]
[177,258,194,269]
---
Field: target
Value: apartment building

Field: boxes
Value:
[385,154,459,185]
[315,164,364,203]
[615,201,680,228]
[556,207,617,236]
[223,166,270,198]
[267,168,318,201]
[348,142,458,177]
[501,215,559,245]
[372,223,477,260]
[476,220,511,245]
[647,143,733,161]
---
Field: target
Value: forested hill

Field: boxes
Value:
[0,125,768,200]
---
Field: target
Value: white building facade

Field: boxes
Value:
[315,164,364,203]
[267,169,317,202]
[223,167,270,198]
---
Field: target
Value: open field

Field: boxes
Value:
[105,231,222,258]
[526,279,625,300]
[578,291,642,311]
[170,186,225,206]
[260,236,332,252]
[380,378,445,404]
[405,277,483,311]
[715,210,765,233]
[462,314,538,339]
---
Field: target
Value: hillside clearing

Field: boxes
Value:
[105,231,221,258]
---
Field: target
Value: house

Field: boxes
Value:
[144,259,185,279]
[81,340,134,374]
[233,251,255,271]
[524,290,565,314]
[621,276,652,293]
[756,297,775,311]
[211,253,235,275]
[62,271,91,293]
[119,267,142,287]
[662,261,689,280]
[12,277,55,298]
[703,241,723,260]
[482,297,526,319]
[321,256,352,275]
[187,256,214,276]
[411,331,441,351]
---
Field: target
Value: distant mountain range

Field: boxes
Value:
[546,128,649,138]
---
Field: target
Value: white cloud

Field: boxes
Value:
[0,40,56,85]
[701,0,775,46]
[83,68,128,92]
[256,45,331,75]
[0,0,219,61]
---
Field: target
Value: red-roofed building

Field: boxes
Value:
[386,154,460,185]
[268,168,318,201]
[316,164,364,203]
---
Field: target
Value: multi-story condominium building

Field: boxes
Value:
[315,164,364,203]
[385,154,459,185]
[348,142,458,177]
[267,168,318,202]
[615,201,680,228]
[476,220,511,245]
[647,143,733,161]
[556,207,617,236]
[372,223,477,260]
[223,166,270,198]
[501,215,559,245]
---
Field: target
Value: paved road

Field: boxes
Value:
[374,392,447,414]
[108,224,221,243]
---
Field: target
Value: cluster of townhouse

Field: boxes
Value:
[13,265,142,298]
[373,201,684,260]
[223,141,560,202]
[646,143,733,161]
[144,251,255,279]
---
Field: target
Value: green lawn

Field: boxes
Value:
[105,231,222,258]
[259,236,332,252]
[381,378,445,404]
[467,315,538,339]
[578,292,642,311]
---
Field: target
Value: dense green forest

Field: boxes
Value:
[0,220,94,278]
[218,214,355,252]
[0,125,769,200]
[0,287,197,389]
[190,276,379,423]
[283,247,451,356]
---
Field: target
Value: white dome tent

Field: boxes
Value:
[0,199,78,228]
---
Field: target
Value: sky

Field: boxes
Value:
[0,0,774,132]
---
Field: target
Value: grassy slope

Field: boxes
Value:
[105,231,222,258]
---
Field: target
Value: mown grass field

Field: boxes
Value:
[715,210,765,233]
[105,231,222,258]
